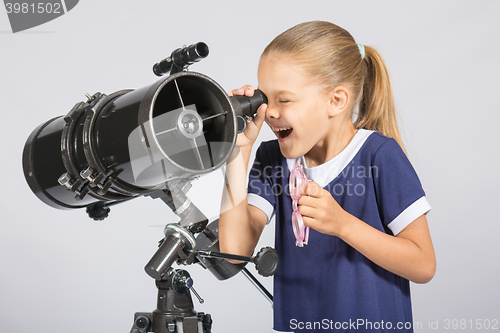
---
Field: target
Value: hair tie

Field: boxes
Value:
[357,44,365,60]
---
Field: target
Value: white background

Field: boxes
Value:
[1,1,499,332]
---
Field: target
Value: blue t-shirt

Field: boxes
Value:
[247,129,431,333]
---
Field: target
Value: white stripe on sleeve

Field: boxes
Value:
[248,193,275,224]
[387,196,431,235]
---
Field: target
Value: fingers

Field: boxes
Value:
[240,102,267,144]
[297,201,316,217]
[302,181,323,198]
[296,181,324,216]
[295,182,320,211]
[299,206,321,230]
[228,85,256,97]
[298,198,326,229]
[228,84,268,149]
[301,215,315,228]
[251,102,268,130]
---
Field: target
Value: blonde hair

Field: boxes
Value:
[262,21,405,151]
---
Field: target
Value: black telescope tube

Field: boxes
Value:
[230,89,268,118]
[22,71,238,211]
[153,42,210,76]
[230,89,268,133]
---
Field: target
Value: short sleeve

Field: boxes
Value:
[373,138,431,235]
[247,143,277,223]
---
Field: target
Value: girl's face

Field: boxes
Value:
[257,54,334,159]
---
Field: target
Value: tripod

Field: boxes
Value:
[126,197,278,333]
[130,269,212,333]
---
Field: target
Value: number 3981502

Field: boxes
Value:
[5,3,62,14]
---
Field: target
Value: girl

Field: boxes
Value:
[219,21,435,333]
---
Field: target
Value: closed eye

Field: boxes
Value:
[279,100,291,104]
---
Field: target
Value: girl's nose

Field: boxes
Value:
[266,103,280,119]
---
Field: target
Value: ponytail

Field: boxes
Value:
[355,46,405,152]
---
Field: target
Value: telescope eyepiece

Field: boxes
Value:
[153,42,209,76]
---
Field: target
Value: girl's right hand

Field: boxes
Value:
[228,85,268,151]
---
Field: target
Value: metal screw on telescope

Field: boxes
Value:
[58,172,72,189]
[80,167,95,182]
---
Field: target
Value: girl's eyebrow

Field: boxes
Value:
[274,90,297,97]
[256,88,297,97]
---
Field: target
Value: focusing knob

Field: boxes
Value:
[86,202,110,221]
[254,247,279,277]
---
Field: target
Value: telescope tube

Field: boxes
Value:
[23,72,268,210]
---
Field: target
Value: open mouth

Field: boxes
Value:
[273,127,293,140]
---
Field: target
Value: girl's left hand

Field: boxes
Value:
[298,181,348,237]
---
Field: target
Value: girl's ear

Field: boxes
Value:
[327,86,350,117]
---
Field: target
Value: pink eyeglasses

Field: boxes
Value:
[289,160,309,247]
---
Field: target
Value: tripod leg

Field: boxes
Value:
[241,267,273,305]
